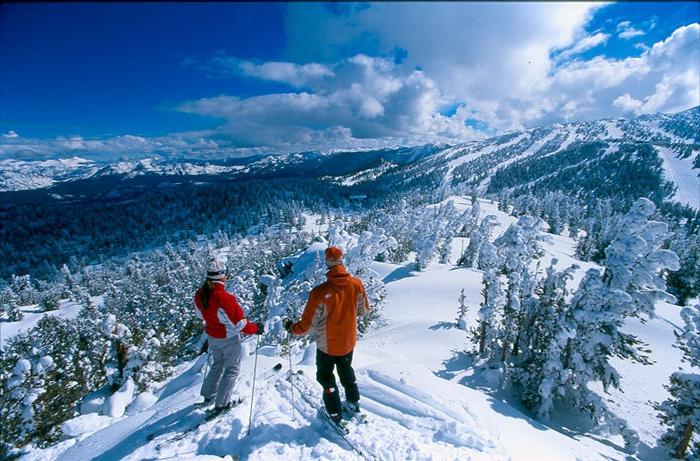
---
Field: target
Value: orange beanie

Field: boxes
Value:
[325,246,344,267]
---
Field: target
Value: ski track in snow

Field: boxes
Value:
[21,199,690,461]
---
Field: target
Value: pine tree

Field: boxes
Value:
[667,231,700,306]
[534,198,679,449]
[657,304,700,458]
[0,287,23,322]
[460,215,498,268]
[474,242,503,359]
[493,216,548,360]
[457,288,468,330]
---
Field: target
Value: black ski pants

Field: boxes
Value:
[316,348,360,416]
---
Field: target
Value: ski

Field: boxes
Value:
[319,407,350,436]
[260,362,283,381]
[342,402,368,425]
[151,363,283,447]
[287,372,371,460]
[155,398,244,446]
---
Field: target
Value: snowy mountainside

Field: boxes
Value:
[381,106,699,209]
[17,198,691,461]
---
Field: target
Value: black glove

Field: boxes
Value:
[283,319,293,333]
[255,322,265,335]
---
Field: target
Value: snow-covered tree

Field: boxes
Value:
[474,242,503,358]
[667,230,700,306]
[493,216,548,359]
[535,269,641,448]
[602,197,680,317]
[460,214,498,269]
[9,275,38,306]
[517,259,578,415]
[413,216,442,271]
[0,287,23,322]
[497,189,511,212]
[657,304,700,458]
[456,288,468,330]
[531,198,679,449]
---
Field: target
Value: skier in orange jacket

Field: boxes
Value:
[284,246,370,423]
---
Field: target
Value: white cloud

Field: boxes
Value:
[613,93,643,112]
[2,131,19,138]
[608,23,700,115]
[285,2,606,122]
[176,54,482,151]
[185,54,335,87]
[281,4,698,133]
[617,20,646,39]
[236,61,334,87]
[175,19,698,150]
[556,32,610,60]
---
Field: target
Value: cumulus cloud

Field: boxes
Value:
[2,131,19,138]
[177,16,698,147]
[176,54,483,151]
[284,2,607,131]
[283,4,698,132]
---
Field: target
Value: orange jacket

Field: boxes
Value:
[291,265,370,356]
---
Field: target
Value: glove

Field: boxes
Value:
[283,319,293,333]
[255,322,265,335]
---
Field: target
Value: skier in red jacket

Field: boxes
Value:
[194,258,263,413]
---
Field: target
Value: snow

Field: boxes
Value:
[443,134,527,182]
[657,146,700,209]
[604,120,624,139]
[105,378,137,418]
[61,413,115,438]
[18,198,691,461]
[0,301,83,349]
[0,157,98,191]
[497,129,559,170]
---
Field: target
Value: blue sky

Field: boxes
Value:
[0,2,698,158]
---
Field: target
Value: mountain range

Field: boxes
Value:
[1,107,698,209]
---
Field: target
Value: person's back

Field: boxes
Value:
[306,264,368,356]
[285,246,369,424]
[194,258,263,413]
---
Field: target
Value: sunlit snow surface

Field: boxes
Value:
[19,198,694,461]
[657,146,700,209]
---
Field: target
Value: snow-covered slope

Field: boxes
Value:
[20,199,687,461]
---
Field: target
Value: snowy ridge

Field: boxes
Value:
[339,159,397,186]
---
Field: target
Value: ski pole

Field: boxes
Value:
[202,348,211,377]
[288,331,295,421]
[247,335,260,437]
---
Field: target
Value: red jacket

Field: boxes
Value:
[291,265,369,356]
[194,282,259,339]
